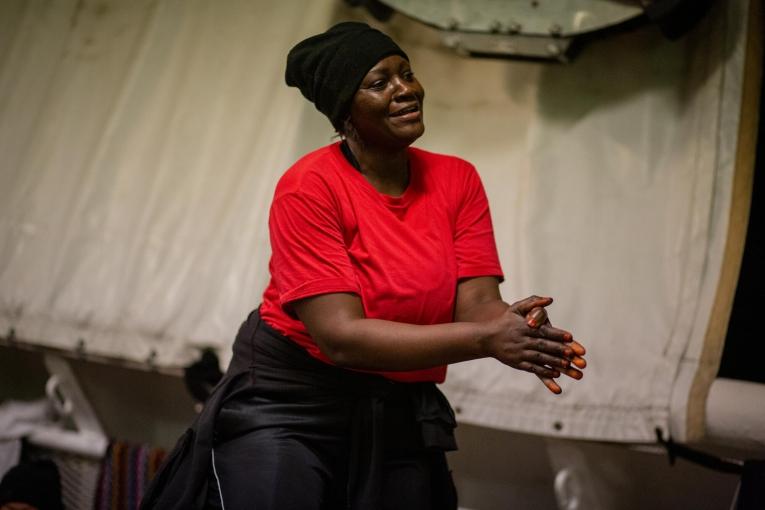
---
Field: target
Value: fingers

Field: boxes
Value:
[526,323,586,391]
[526,337,574,358]
[523,350,571,370]
[537,375,562,394]
[515,356,582,393]
[522,337,585,373]
[516,361,560,379]
[524,306,572,343]
[560,365,584,380]
[535,365,581,395]
[525,310,584,364]
[513,303,586,394]
[570,340,586,356]
[535,323,574,343]
[511,295,553,316]
[516,348,583,378]
[530,326,586,368]
[526,307,547,328]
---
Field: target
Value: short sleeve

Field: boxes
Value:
[454,164,504,281]
[268,190,360,310]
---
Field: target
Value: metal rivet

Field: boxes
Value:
[547,43,562,56]
[454,43,469,57]
[496,40,516,53]
[490,20,502,33]
[508,22,522,34]
[443,35,460,48]
[549,23,562,36]
[553,421,563,431]
[447,18,460,31]
[455,406,463,414]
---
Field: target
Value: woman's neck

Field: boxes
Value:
[344,138,410,197]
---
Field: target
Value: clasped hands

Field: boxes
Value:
[484,296,586,394]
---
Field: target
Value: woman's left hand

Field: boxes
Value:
[507,296,586,394]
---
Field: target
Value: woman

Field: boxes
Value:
[141,21,585,510]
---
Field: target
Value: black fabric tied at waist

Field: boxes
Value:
[140,309,458,510]
[345,365,458,508]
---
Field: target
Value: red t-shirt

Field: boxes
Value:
[259,142,503,382]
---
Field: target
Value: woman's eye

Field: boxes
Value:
[403,71,414,80]
[370,80,386,89]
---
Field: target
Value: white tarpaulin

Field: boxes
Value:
[0,0,752,442]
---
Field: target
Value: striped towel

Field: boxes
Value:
[94,441,166,510]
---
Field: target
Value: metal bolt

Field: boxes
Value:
[508,22,522,34]
[447,18,460,31]
[549,23,563,36]
[490,20,502,33]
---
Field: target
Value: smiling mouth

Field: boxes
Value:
[390,104,420,117]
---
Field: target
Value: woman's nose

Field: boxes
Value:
[392,77,417,99]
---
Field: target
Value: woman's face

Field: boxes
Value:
[348,54,425,149]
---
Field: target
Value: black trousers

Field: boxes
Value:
[141,310,457,510]
[205,391,448,509]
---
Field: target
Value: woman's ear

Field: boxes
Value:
[332,115,350,139]
[343,117,361,143]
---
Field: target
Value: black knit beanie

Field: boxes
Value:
[285,21,408,129]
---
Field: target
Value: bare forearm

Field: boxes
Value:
[324,298,511,371]
[318,278,513,370]
[294,288,575,381]
[456,299,509,323]
[318,318,492,371]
